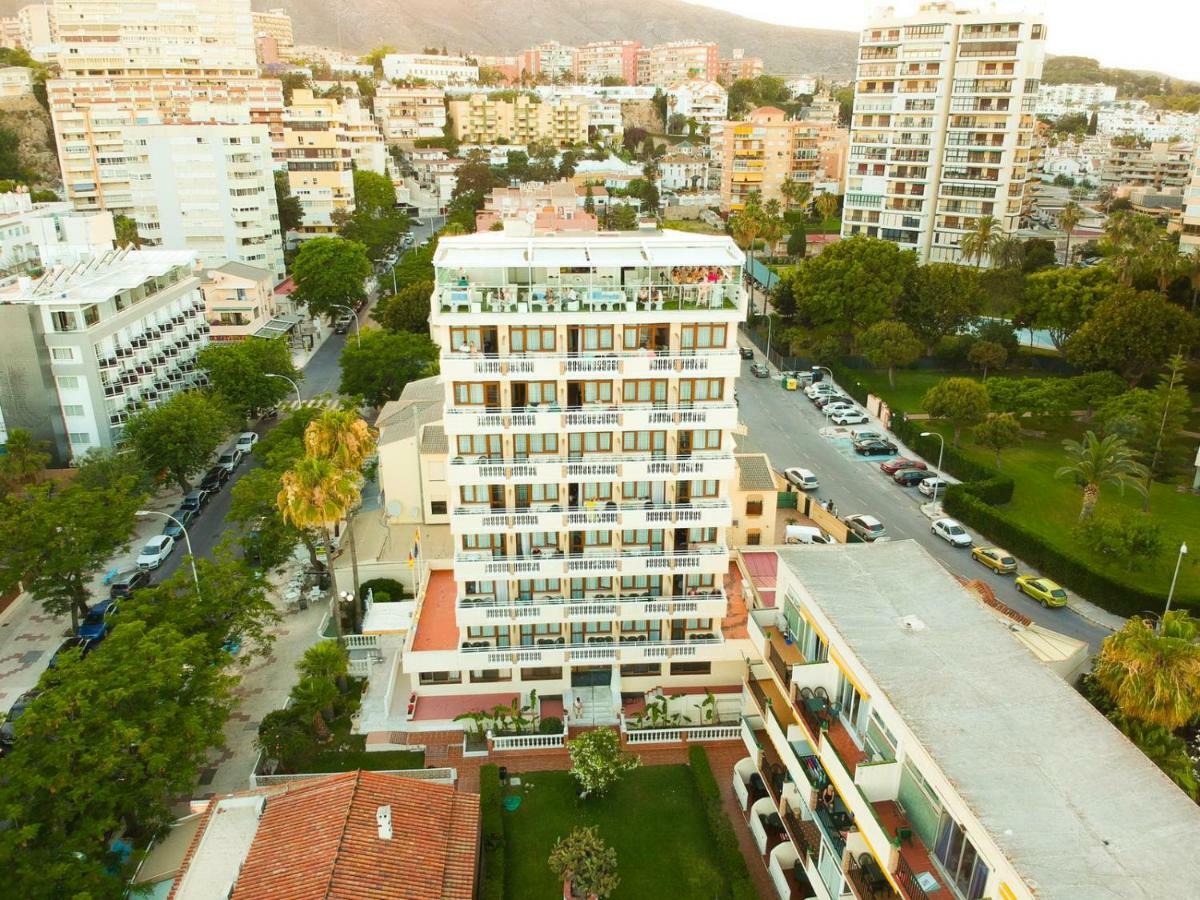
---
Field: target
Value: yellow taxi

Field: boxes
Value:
[970,547,1017,575]
[1015,575,1069,608]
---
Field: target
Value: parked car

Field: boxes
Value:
[216,448,243,473]
[750,363,770,378]
[830,410,869,425]
[334,313,354,334]
[971,546,1018,575]
[931,518,972,547]
[784,524,835,544]
[180,489,209,515]
[739,346,754,359]
[47,636,94,669]
[880,457,926,476]
[853,439,897,456]
[162,507,197,538]
[850,429,886,443]
[894,468,931,487]
[814,395,853,410]
[784,467,820,491]
[109,567,150,600]
[1015,575,1069,608]
[0,689,42,753]
[805,383,839,400]
[200,466,229,493]
[78,597,119,641]
[235,432,259,454]
[918,477,948,497]
[845,514,889,542]
[137,534,176,569]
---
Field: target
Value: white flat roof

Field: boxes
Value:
[171,795,264,899]
[433,229,744,270]
[775,541,1200,899]
[26,247,195,305]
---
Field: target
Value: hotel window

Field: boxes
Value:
[622,430,666,455]
[623,323,669,350]
[621,575,661,594]
[622,481,654,501]
[518,579,561,601]
[463,581,495,597]
[470,669,510,683]
[522,666,563,681]
[419,671,462,684]
[69,433,91,445]
[429,500,447,515]
[622,379,667,405]
[679,429,721,452]
[683,574,716,591]
[569,432,613,455]
[466,625,510,647]
[510,325,556,352]
[579,381,613,405]
[463,533,503,552]
[514,433,558,457]
[680,323,727,350]
[51,310,80,332]
[51,347,77,361]
[746,529,762,545]
[620,620,661,641]
[584,530,613,547]
[511,381,556,407]
[688,479,720,499]
[934,815,991,900]
[456,434,501,458]
[514,483,559,508]
[450,326,491,349]
[570,621,612,642]
[670,661,711,675]
[679,378,723,403]
[519,623,562,646]
[57,376,80,389]
[62,404,85,417]
[570,577,613,597]
[621,663,662,676]
[453,381,500,407]
[578,325,614,351]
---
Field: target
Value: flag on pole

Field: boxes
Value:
[412,527,421,559]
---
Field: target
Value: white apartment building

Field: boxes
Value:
[736,542,1200,900]
[521,41,576,81]
[659,153,709,191]
[251,8,294,55]
[16,4,55,61]
[787,76,819,97]
[842,2,1046,264]
[381,53,478,86]
[666,80,729,134]
[374,230,749,730]
[0,248,208,462]
[124,120,284,282]
[1035,81,1117,116]
[374,85,447,143]
[0,190,115,278]
[337,97,390,175]
[0,66,33,97]
[1095,102,1200,142]
[1180,143,1200,256]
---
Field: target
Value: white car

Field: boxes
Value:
[235,431,259,453]
[784,467,820,491]
[931,518,972,547]
[830,410,869,425]
[850,429,886,443]
[822,401,857,415]
[918,477,948,497]
[805,383,838,399]
[845,514,889,543]
[216,448,243,473]
[137,534,176,569]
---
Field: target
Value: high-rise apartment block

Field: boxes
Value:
[720,107,835,211]
[447,94,589,147]
[16,4,56,60]
[251,8,294,55]
[842,3,1046,264]
[283,90,357,239]
[1181,144,1200,256]
[519,41,576,82]
[0,190,114,278]
[718,50,763,85]
[636,41,720,86]
[574,41,640,85]
[124,119,284,281]
[374,85,447,143]
[390,230,748,725]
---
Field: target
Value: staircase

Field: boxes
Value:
[568,685,619,727]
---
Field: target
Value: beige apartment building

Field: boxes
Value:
[720,106,838,211]
[718,50,763,85]
[200,261,282,342]
[284,90,356,239]
[636,41,720,86]
[374,85,447,143]
[17,4,55,59]
[842,3,1046,264]
[574,40,640,85]
[251,8,294,55]
[1100,140,1192,192]
[448,94,589,147]
[1182,144,1200,256]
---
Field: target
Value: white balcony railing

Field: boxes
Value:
[432,282,745,317]
[441,402,739,435]
[452,545,729,579]
[439,349,742,381]
[448,500,733,534]
[455,592,727,626]
[445,452,736,486]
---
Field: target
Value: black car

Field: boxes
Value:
[854,438,898,456]
[0,689,42,752]
[162,506,198,538]
[893,467,930,486]
[109,567,151,600]
[180,488,210,514]
[739,346,754,359]
[749,363,770,378]
[200,466,229,492]
[47,636,95,669]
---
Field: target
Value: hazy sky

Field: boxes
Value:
[681,0,1200,80]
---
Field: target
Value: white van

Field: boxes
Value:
[785,524,835,545]
[784,467,820,491]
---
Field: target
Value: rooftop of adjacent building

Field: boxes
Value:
[3,246,195,305]
[377,375,444,446]
[774,540,1200,898]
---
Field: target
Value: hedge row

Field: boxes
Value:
[687,745,758,900]
[889,414,1015,504]
[479,764,506,900]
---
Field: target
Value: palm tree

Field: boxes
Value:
[958,215,1002,268]
[780,178,812,215]
[0,428,49,492]
[1093,611,1200,731]
[729,191,764,315]
[1059,201,1083,265]
[298,639,350,692]
[1183,248,1200,312]
[1102,210,1158,286]
[1055,430,1149,521]
[989,234,1025,271]
[277,455,361,641]
[814,192,839,228]
[1147,237,1183,292]
[759,198,784,259]
[291,675,339,729]
[1116,718,1199,799]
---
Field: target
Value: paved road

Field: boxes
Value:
[733,345,1112,652]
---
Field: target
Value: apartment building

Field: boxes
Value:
[1100,139,1192,191]
[1180,143,1200,256]
[251,7,294,55]
[636,41,720,86]
[1095,102,1200,142]
[383,229,749,728]
[659,152,709,191]
[718,50,763,85]
[574,40,640,85]
[124,119,284,281]
[667,80,729,135]
[519,41,576,82]
[1034,81,1116,117]
[283,90,356,239]
[842,2,1046,264]
[447,93,589,147]
[381,53,478,85]
[0,247,208,462]
[200,261,280,342]
[337,96,390,175]
[16,4,55,60]
[0,66,33,97]
[736,541,1200,900]
[720,107,833,211]
[374,85,447,143]
[473,179,598,233]
[0,190,114,278]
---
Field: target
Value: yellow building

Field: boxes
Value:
[720,106,834,212]
[284,90,356,239]
[447,93,589,147]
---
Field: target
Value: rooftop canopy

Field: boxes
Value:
[433,229,744,271]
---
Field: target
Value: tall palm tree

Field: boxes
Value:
[1093,611,1200,731]
[814,192,839,227]
[1181,248,1200,312]
[759,198,784,259]
[780,178,812,215]
[277,455,361,641]
[1055,430,1149,521]
[729,191,764,315]
[958,214,1002,268]
[1059,201,1083,265]
[1103,210,1158,286]
[989,234,1025,271]
[1148,237,1183,292]
[304,410,378,630]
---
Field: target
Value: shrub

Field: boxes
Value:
[539,716,564,735]
[359,577,407,603]
[688,746,758,900]
[480,764,506,900]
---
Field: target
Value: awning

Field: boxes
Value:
[435,244,529,269]
[253,313,303,339]
[644,244,742,266]
[529,245,594,267]
[587,246,649,267]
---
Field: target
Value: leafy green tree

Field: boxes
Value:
[985,377,1074,417]
[391,241,435,291]
[0,481,142,628]
[967,340,1007,380]
[338,329,437,406]
[72,445,155,496]
[1075,511,1164,571]
[549,826,620,899]
[113,213,140,248]
[1021,237,1057,273]
[123,390,234,491]
[0,427,49,493]
[583,184,595,214]
[1093,611,1200,730]
[897,263,984,353]
[1015,266,1113,350]
[375,279,433,333]
[786,222,807,260]
[1065,288,1199,384]
[567,728,640,797]
[449,149,496,214]
[794,236,917,348]
[858,320,922,388]
[274,170,303,236]
[1101,210,1160,286]
[610,203,638,230]
[198,336,300,418]
[771,272,797,318]
[360,44,396,76]
[922,377,990,446]
[291,236,372,320]
[1055,431,1149,521]
[1116,719,1198,799]
[1142,353,1192,486]
[336,171,409,261]
[972,412,1021,467]
[0,126,28,181]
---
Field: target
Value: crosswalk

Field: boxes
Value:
[279,395,350,412]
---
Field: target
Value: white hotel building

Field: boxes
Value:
[842,3,1046,264]
[387,230,751,726]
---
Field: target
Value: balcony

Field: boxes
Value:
[451,635,730,669]
[452,545,728,580]
[445,451,736,486]
[455,591,726,625]
[449,499,732,534]
[433,282,744,317]
[438,348,741,381]
[441,402,739,435]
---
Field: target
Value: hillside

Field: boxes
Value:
[1043,55,1200,98]
[0,93,59,190]
[254,0,859,76]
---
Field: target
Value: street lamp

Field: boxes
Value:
[920,431,946,498]
[1161,542,1189,628]
[136,510,201,600]
[265,372,302,407]
[331,304,361,348]
[764,315,774,369]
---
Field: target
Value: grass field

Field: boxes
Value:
[502,766,726,899]
[851,369,975,413]
[661,218,725,235]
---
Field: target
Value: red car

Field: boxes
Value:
[879,457,927,475]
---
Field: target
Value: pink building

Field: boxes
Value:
[474,179,598,233]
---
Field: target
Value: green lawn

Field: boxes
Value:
[502,767,726,899]
[852,369,979,413]
[661,218,725,235]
